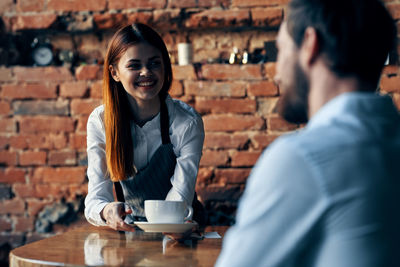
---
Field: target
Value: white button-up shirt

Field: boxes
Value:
[84,96,204,226]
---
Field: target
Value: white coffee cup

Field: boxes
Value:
[144,200,193,224]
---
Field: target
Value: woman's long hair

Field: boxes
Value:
[103,23,173,182]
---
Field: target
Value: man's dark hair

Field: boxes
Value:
[286,0,397,88]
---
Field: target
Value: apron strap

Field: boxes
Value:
[114,96,170,203]
[160,96,171,145]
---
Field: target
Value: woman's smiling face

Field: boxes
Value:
[110,42,165,103]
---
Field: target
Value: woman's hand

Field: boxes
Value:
[101,202,135,232]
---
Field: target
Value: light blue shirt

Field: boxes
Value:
[216,92,400,267]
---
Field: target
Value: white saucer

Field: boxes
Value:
[134,221,197,233]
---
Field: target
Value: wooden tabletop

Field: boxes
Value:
[10,224,228,267]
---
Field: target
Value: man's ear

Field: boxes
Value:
[299,27,319,69]
[109,65,120,82]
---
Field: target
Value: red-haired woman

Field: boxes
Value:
[84,23,205,232]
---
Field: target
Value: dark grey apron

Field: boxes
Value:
[113,97,206,226]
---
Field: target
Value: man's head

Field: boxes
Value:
[275,0,397,124]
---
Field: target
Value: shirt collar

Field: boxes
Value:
[131,94,175,130]
[307,91,399,130]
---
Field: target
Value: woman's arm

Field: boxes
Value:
[166,116,205,210]
[84,108,114,226]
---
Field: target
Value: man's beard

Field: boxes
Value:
[277,61,310,124]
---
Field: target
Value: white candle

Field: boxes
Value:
[177,43,192,66]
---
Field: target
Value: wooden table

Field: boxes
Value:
[10,224,228,266]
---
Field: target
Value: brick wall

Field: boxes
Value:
[1,0,400,264]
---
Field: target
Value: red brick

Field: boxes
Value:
[258,98,279,115]
[9,136,28,149]
[19,116,75,133]
[197,0,230,7]
[76,115,90,132]
[14,216,34,232]
[268,115,298,131]
[196,167,214,185]
[26,233,48,244]
[60,81,88,98]
[380,75,400,93]
[0,168,26,184]
[0,0,14,13]
[0,67,13,82]
[174,95,194,105]
[168,0,196,8]
[387,3,400,20]
[196,184,243,202]
[0,135,9,149]
[0,118,16,133]
[109,0,166,9]
[200,150,229,167]
[13,100,69,116]
[0,217,12,231]
[204,132,249,149]
[202,64,262,80]
[214,168,251,184]
[48,150,77,166]
[170,80,183,97]
[264,62,276,80]
[203,114,265,131]
[233,0,289,7]
[251,133,280,149]
[68,184,88,199]
[1,83,57,100]
[27,199,52,217]
[13,67,73,82]
[185,81,246,97]
[126,12,153,25]
[13,184,64,199]
[69,133,87,150]
[251,8,283,27]
[75,65,101,80]
[0,151,17,166]
[47,0,106,12]
[153,10,181,30]
[186,9,250,28]
[12,14,57,31]
[247,80,278,96]
[16,0,45,12]
[172,65,197,80]
[10,134,67,150]
[195,98,256,114]
[0,101,10,115]
[90,80,103,99]
[93,13,127,29]
[231,151,262,167]
[0,199,25,215]
[71,99,102,116]
[19,151,47,166]
[32,167,87,184]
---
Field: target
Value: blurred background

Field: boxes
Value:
[0,0,399,265]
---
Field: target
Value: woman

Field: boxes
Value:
[84,23,205,232]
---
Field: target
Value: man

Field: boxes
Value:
[216,0,400,266]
